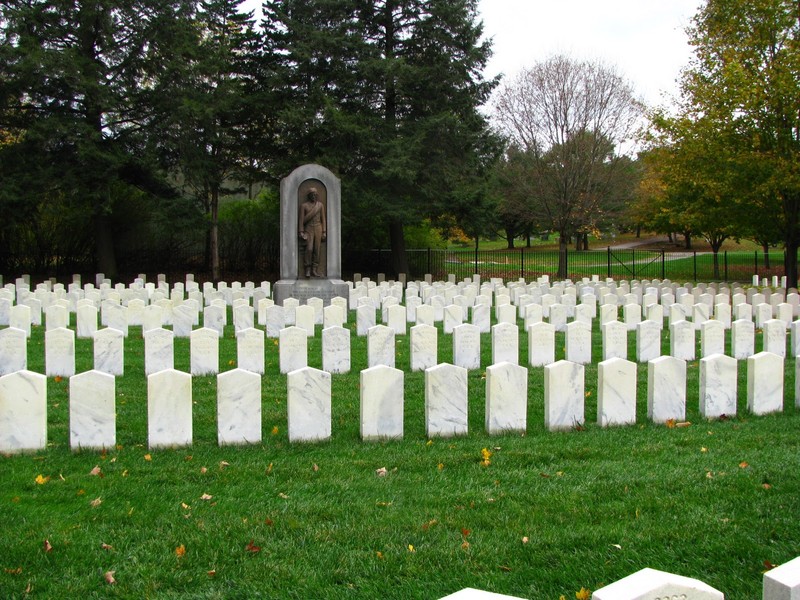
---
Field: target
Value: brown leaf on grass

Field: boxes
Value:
[175,544,186,557]
[675,421,692,428]
[89,466,103,477]
[461,540,470,550]
[739,461,749,469]
[4,567,22,575]
[763,483,773,490]
[461,528,471,538]
[312,463,319,472]
[521,537,529,544]
[421,519,438,531]
[143,454,152,462]
[90,497,102,507]
[278,492,289,499]
[497,565,511,572]
[200,493,213,501]
[200,467,208,474]
[101,543,114,551]
[375,467,388,477]
[103,571,116,585]
[207,569,216,577]
[245,540,261,553]
[266,463,273,475]
[375,551,384,559]
[665,419,676,429]
[264,518,274,526]
[43,539,53,553]
[764,560,777,571]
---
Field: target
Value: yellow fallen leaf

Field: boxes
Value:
[200,493,213,501]
[34,474,49,485]
[522,536,529,544]
[278,492,289,499]
[271,426,279,435]
[101,543,114,551]
[576,587,591,600]
[407,544,415,553]
[219,461,230,470]
[461,540,470,550]
[90,497,102,507]
[701,447,708,453]
[200,467,208,474]
[739,461,749,469]
[437,463,444,471]
[175,544,186,557]
[143,454,152,462]
[376,551,384,559]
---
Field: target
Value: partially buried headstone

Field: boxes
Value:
[591,567,723,600]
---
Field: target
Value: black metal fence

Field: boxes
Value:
[346,248,790,284]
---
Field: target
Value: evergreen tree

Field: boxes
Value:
[0,0,191,277]
[261,0,499,274]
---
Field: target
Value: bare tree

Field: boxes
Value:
[492,55,643,276]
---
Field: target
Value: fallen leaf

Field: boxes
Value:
[665,419,676,429]
[407,544,415,553]
[219,461,230,470]
[54,376,62,383]
[4,567,22,575]
[264,518,274,526]
[706,471,714,479]
[676,421,692,427]
[175,544,186,557]
[701,447,708,453]
[763,483,772,490]
[461,540,470,550]
[278,492,289,499]
[576,587,591,600]
[245,540,261,553]
[103,571,116,585]
[375,467,388,477]
[426,440,434,446]
[122,469,129,477]
[739,461,749,469]
[101,543,114,551]
[143,454,152,462]
[764,560,777,571]
[540,472,550,478]
[498,565,511,572]
[200,467,208,474]
[207,570,216,577]
[611,544,622,550]
[376,551,384,559]
[90,497,102,507]
[271,426,279,435]
[228,359,235,366]
[34,474,49,485]
[312,463,319,472]
[200,493,213,501]
[461,528,471,538]
[43,539,53,553]
[421,519,438,531]
[184,455,192,461]
[266,463,273,475]
[522,537,529,544]
[89,466,103,477]
[437,463,444,471]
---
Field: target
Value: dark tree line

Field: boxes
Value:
[0,0,500,279]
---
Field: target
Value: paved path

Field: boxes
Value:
[606,236,671,250]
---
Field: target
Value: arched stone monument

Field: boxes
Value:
[273,164,349,306]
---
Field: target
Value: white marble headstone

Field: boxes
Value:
[565,321,592,365]
[322,326,351,374]
[93,327,124,376]
[0,370,47,453]
[410,324,438,372]
[602,320,628,361]
[356,304,377,336]
[236,327,265,375]
[367,324,395,368]
[453,323,481,370]
[491,322,519,366]
[544,360,584,431]
[597,357,637,427]
[747,351,784,415]
[700,319,725,358]
[360,365,404,440]
[147,369,192,449]
[0,327,27,376]
[425,363,468,438]
[144,327,174,376]
[485,362,527,434]
[763,555,800,600]
[592,567,724,600]
[45,326,75,377]
[287,366,331,442]
[69,370,115,450]
[700,353,737,419]
[670,319,695,361]
[190,327,219,376]
[279,326,308,374]
[528,321,555,367]
[647,355,686,423]
[217,368,262,445]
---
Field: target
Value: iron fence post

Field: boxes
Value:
[520,246,524,278]
[693,252,697,281]
[724,251,728,281]
[607,247,611,278]
[661,250,665,279]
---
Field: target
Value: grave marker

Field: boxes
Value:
[69,370,115,450]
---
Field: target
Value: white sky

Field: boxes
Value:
[241,0,703,108]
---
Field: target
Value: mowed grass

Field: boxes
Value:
[1,311,799,599]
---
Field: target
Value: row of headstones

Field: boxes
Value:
[0,345,793,454]
[3,312,798,381]
[440,557,800,599]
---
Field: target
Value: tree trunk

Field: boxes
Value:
[635,225,641,238]
[389,218,409,277]
[684,232,692,250]
[763,242,771,269]
[94,212,117,280]
[785,238,798,290]
[210,187,220,282]
[712,250,720,280]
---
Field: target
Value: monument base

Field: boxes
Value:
[273,279,349,306]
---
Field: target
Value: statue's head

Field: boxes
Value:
[307,187,318,201]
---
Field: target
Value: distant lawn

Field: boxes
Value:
[1,311,798,599]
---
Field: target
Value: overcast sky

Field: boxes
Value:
[241,0,704,108]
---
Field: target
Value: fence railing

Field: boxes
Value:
[345,248,790,283]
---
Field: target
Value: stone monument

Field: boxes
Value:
[273,164,349,306]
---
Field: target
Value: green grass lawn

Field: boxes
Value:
[1,313,799,599]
